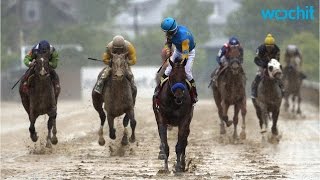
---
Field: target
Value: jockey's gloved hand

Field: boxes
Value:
[165,47,171,57]
[29,59,36,67]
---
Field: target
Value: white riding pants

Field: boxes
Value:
[164,49,195,81]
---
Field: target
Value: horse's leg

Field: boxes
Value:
[297,92,302,114]
[239,100,247,140]
[284,94,289,112]
[271,109,280,136]
[121,114,130,145]
[175,121,190,172]
[158,122,169,171]
[107,114,116,140]
[46,116,53,148]
[291,95,296,113]
[29,110,39,142]
[213,90,225,134]
[221,100,233,127]
[233,104,240,140]
[51,116,58,145]
[47,106,58,147]
[128,109,136,143]
[260,104,268,134]
[92,91,106,145]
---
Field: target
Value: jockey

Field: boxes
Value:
[22,40,60,94]
[94,35,137,94]
[251,33,284,99]
[212,36,244,82]
[154,17,198,103]
[284,45,306,79]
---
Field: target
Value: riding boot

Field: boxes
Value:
[50,70,60,95]
[212,65,223,83]
[94,77,105,94]
[251,75,261,99]
[154,74,168,99]
[189,79,198,104]
[22,81,29,94]
[129,77,137,105]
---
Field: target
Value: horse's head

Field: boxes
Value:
[267,59,282,80]
[34,53,50,78]
[227,58,242,75]
[111,52,128,81]
[288,56,301,72]
[168,57,188,105]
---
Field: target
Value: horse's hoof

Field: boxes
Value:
[31,134,38,142]
[226,121,233,127]
[51,136,58,145]
[109,130,116,140]
[220,129,226,134]
[121,136,129,146]
[175,165,184,173]
[297,109,302,114]
[98,137,106,146]
[46,141,52,148]
[272,128,278,136]
[240,132,246,140]
[129,136,135,143]
[158,152,166,160]
[261,129,267,133]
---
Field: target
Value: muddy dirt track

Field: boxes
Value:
[1,98,319,179]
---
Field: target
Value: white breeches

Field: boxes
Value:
[164,49,195,81]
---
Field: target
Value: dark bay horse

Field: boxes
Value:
[152,58,194,172]
[210,58,247,140]
[282,56,304,114]
[92,53,137,146]
[252,59,282,142]
[19,53,60,148]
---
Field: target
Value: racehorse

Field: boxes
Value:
[19,53,60,148]
[282,56,304,114]
[153,57,194,172]
[92,53,137,146]
[210,58,247,140]
[252,59,282,142]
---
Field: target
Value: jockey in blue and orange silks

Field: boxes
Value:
[154,17,198,103]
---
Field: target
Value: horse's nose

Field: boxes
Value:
[232,63,239,68]
[40,67,47,76]
[115,71,124,79]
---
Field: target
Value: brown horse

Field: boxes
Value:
[92,53,137,146]
[19,53,60,148]
[252,59,282,142]
[210,58,247,140]
[282,56,304,114]
[153,58,194,172]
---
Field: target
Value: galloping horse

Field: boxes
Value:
[92,53,137,146]
[210,58,247,140]
[19,53,60,148]
[252,59,282,140]
[282,56,304,114]
[153,58,194,172]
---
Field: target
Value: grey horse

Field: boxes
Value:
[92,53,137,146]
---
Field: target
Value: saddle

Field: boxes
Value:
[160,77,192,90]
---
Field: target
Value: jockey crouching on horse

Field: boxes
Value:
[154,17,198,104]
[94,35,137,94]
[212,37,244,83]
[22,40,60,95]
[251,33,284,99]
[284,44,307,79]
